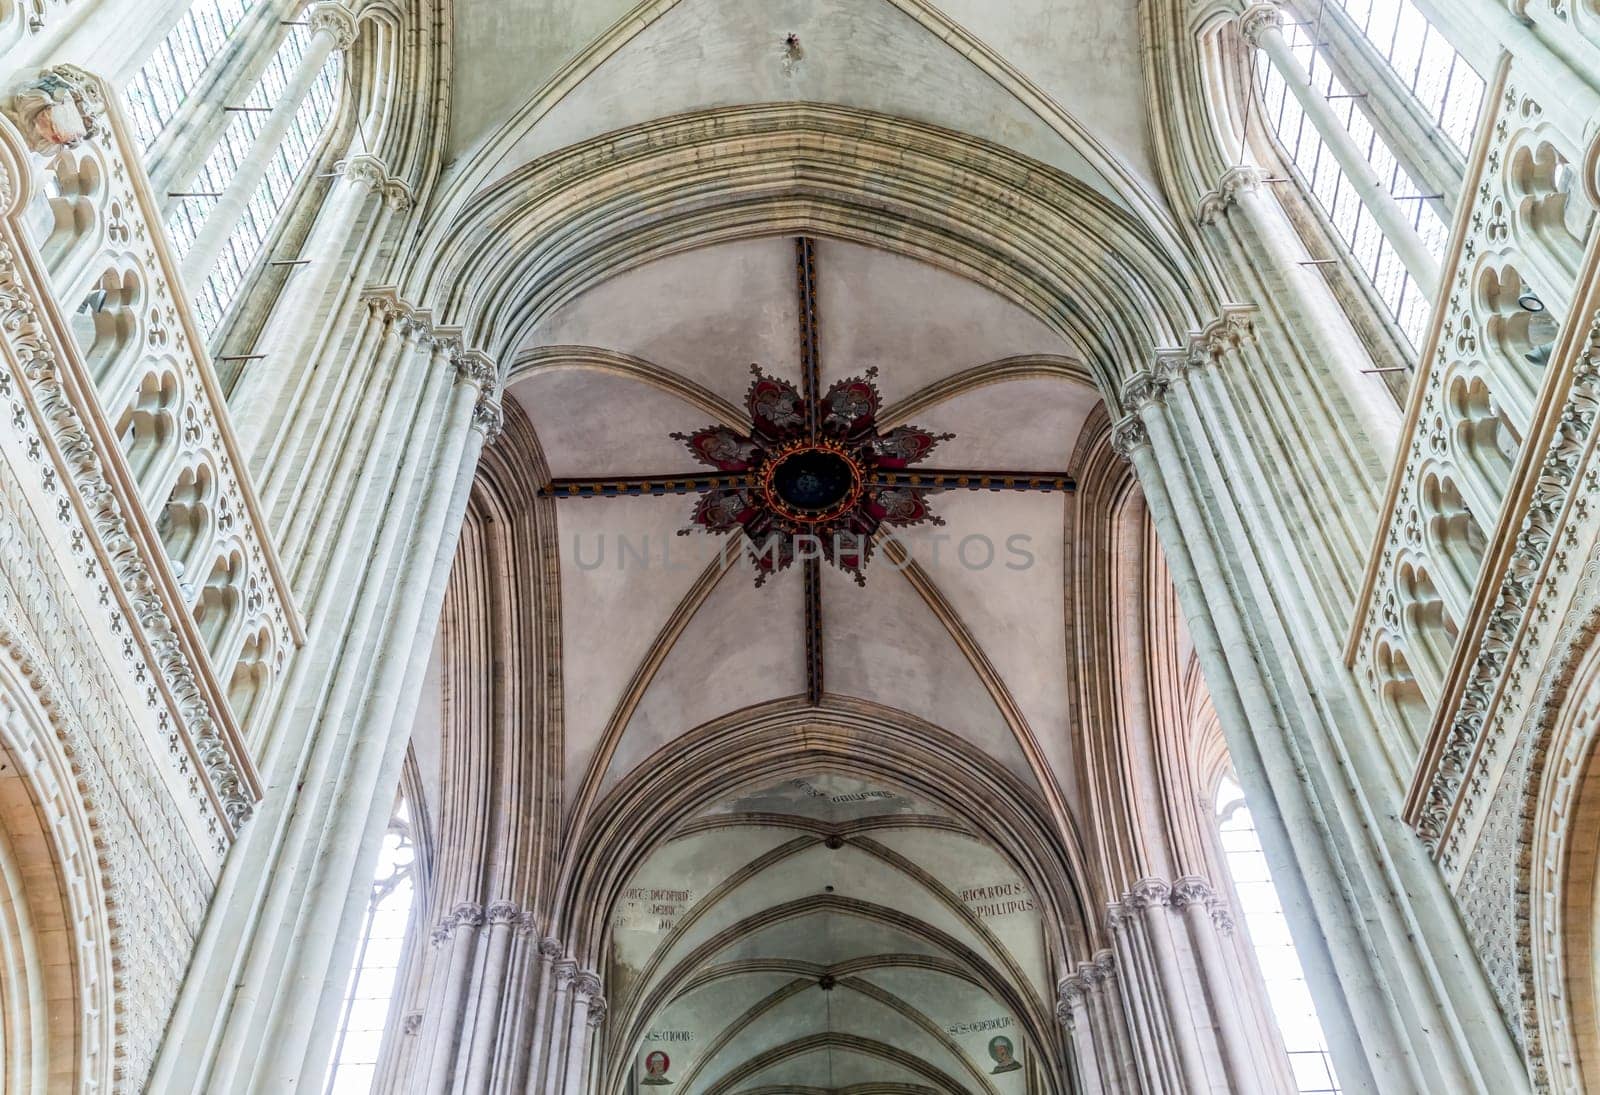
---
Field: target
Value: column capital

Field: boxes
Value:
[585,996,609,1027]
[1170,876,1218,908]
[1109,415,1150,461]
[538,936,565,960]
[484,900,526,926]
[1196,165,1268,226]
[430,901,485,947]
[553,959,580,988]
[308,1,359,50]
[1238,2,1283,45]
[1120,369,1168,413]
[385,180,416,214]
[575,970,604,998]
[339,153,390,192]
[1126,877,1172,910]
[472,393,506,443]
[452,347,499,390]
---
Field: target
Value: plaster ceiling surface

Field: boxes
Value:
[443,0,1159,207]
[607,773,1049,1095]
[506,235,1093,815]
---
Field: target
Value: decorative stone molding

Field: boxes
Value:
[575,970,603,998]
[339,153,389,192]
[384,181,415,214]
[0,138,275,837]
[585,995,609,1028]
[538,936,564,960]
[2,64,105,153]
[1127,876,1173,910]
[307,1,359,50]
[484,900,524,926]
[553,959,579,989]
[1237,2,1284,46]
[1334,69,1600,872]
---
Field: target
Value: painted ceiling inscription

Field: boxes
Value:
[958,880,1037,919]
[614,886,695,931]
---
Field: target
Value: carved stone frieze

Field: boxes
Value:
[0,230,255,837]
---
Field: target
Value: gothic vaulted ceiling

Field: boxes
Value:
[411,3,1169,1090]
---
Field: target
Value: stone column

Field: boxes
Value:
[562,975,604,1095]
[1057,975,1105,1095]
[1105,901,1183,1093]
[1126,880,1214,1091]
[458,902,529,1090]
[419,902,486,1094]
[178,0,357,286]
[537,962,579,1095]
[523,939,564,1087]
[1172,877,1260,1094]
[228,154,408,477]
[1238,2,1439,297]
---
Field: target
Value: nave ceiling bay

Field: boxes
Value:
[425,0,1164,235]
[605,772,1060,1095]
[447,235,1103,850]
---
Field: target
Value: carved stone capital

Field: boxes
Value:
[452,347,499,390]
[575,970,604,998]
[1055,997,1076,1030]
[1120,369,1168,412]
[4,65,106,153]
[538,936,565,960]
[585,995,609,1027]
[1105,900,1133,933]
[1109,415,1150,461]
[485,900,524,926]
[340,153,389,192]
[384,181,415,213]
[1126,877,1172,910]
[308,1,359,50]
[1081,954,1114,984]
[472,391,505,442]
[430,901,485,947]
[1170,875,1217,908]
[1196,165,1267,226]
[553,960,579,989]
[1238,2,1284,45]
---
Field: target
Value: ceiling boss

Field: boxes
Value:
[672,364,951,585]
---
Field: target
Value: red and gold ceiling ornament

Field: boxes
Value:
[672,365,953,585]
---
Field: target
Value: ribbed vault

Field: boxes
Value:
[603,771,1061,1095]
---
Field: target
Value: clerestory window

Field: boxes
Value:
[325,794,418,1095]
[124,0,258,150]
[1215,775,1343,1095]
